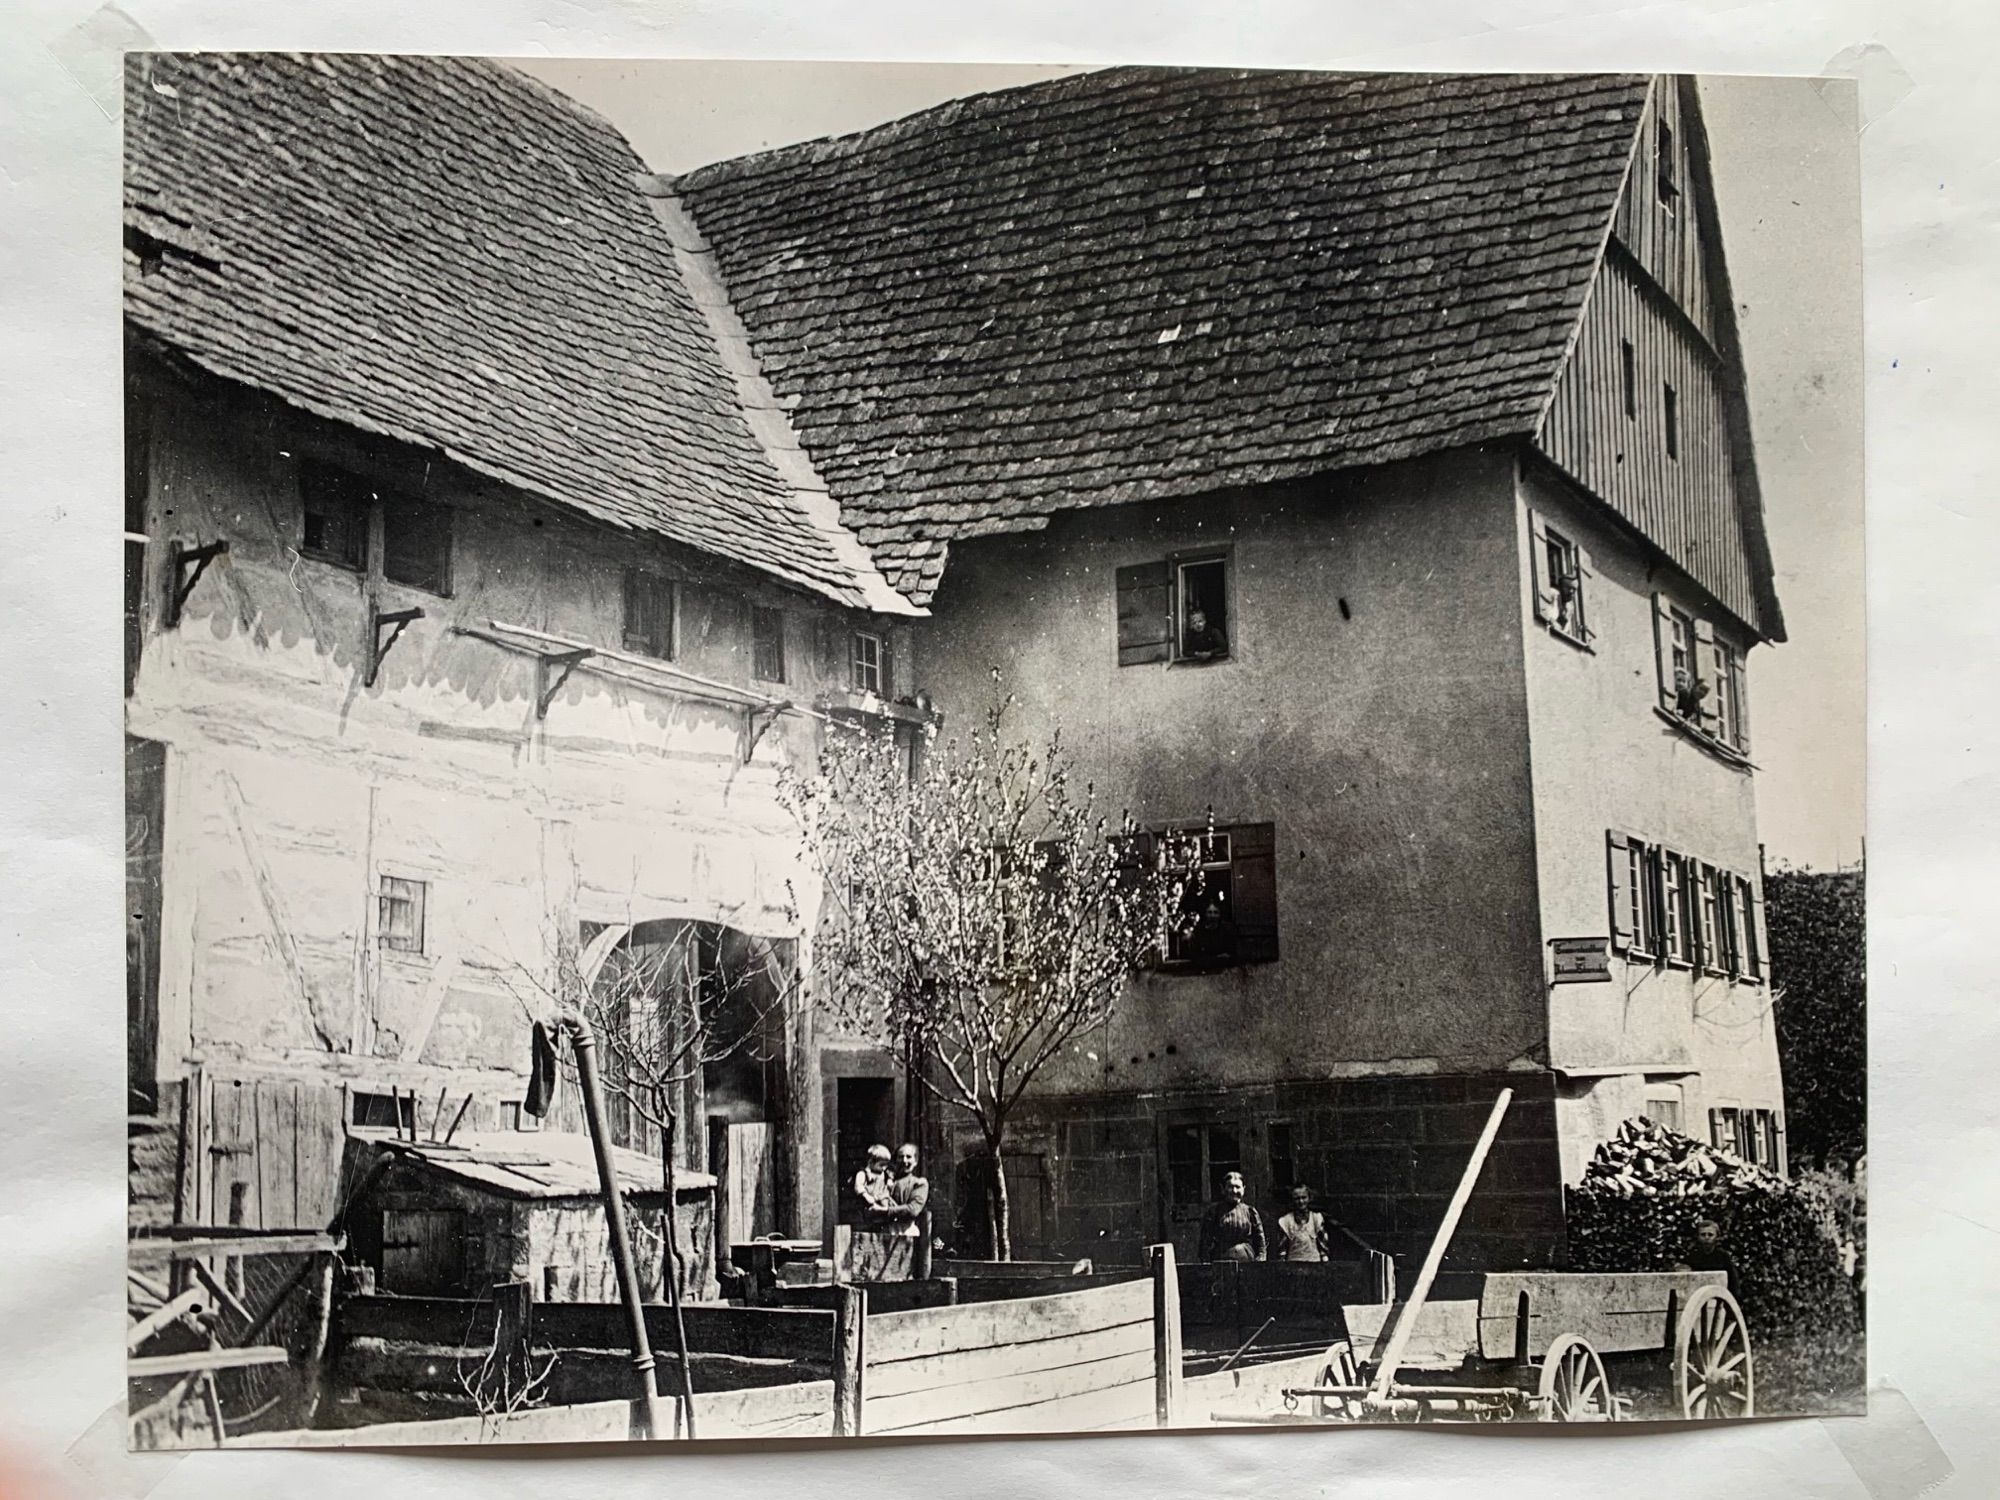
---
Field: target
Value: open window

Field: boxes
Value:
[1653,593,1752,758]
[299,462,371,571]
[1155,820,1278,968]
[622,570,677,660]
[1529,513,1589,646]
[1115,551,1233,667]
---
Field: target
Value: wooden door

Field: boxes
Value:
[728,1121,777,1241]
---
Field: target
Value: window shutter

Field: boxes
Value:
[1744,878,1766,981]
[1528,514,1554,624]
[1692,618,1719,729]
[1606,831,1634,952]
[1731,655,1752,753]
[1652,594,1678,712]
[1572,542,1593,640]
[1115,561,1173,667]
[1229,822,1279,963]
[880,630,897,700]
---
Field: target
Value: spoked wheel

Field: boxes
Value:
[1313,1340,1364,1419]
[1676,1286,1755,1419]
[1538,1334,1616,1422]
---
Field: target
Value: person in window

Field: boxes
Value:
[1274,1184,1332,1263]
[1179,606,1229,661]
[1197,1170,1266,1263]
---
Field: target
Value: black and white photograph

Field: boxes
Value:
[117,51,1867,1448]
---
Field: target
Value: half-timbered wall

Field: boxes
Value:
[126,361,891,1233]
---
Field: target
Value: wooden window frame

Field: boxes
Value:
[298,461,373,573]
[851,629,886,696]
[1642,1082,1684,1134]
[1619,337,1637,420]
[752,605,787,684]
[378,874,428,956]
[1529,513,1590,648]
[1608,831,1658,961]
[1663,381,1681,461]
[622,569,678,661]
[1170,550,1234,666]
[1657,117,1679,210]
[1661,851,1694,968]
[380,492,455,598]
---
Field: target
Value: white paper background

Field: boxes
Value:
[2,1,1993,1496]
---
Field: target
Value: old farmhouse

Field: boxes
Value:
[128,59,1788,1284]
[678,68,1789,1268]
[122,52,924,1286]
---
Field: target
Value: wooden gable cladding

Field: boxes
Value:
[1534,251,1762,635]
[1612,78,1717,347]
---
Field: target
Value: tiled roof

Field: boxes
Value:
[123,52,898,610]
[678,67,1653,604]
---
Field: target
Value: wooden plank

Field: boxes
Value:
[1151,1241,1181,1428]
[128,1345,291,1378]
[1342,1299,1481,1371]
[1475,1269,1726,1359]
[128,1287,209,1351]
[867,1278,1153,1364]
[955,1271,1140,1304]
[339,1295,833,1363]
[697,1378,835,1438]
[865,1348,1156,1435]
[129,1232,341,1261]
[832,1284,864,1437]
[865,1319,1151,1401]
[935,1257,1095,1279]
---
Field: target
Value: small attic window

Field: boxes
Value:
[1663,382,1681,461]
[1656,119,1679,209]
[1620,339,1637,420]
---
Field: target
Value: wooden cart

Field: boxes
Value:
[1293,1268,1753,1421]
[1210,1088,1755,1425]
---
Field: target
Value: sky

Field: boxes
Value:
[516,61,1866,873]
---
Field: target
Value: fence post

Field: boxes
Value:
[708,1115,731,1277]
[493,1279,533,1397]
[832,1282,867,1437]
[1149,1243,1183,1428]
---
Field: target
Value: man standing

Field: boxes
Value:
[889,1142,933,1280]
[1274,1184,1333,1262]
[1197,1170,1266,1263]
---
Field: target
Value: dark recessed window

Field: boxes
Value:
[1620,338,1637,420]
[1663,382,1680,461]
[752,605,786,683]
[1175,556,1231,662]
[378,875,427,955]
[623,570,676,660]
[381,493,453,596]
[299,462,371,572]
[1657,118,1679,208]
[352,1091,416,1130]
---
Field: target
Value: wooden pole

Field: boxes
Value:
[831,1282,866,1437]
[1149,1242,1184,1428]
[566,1017,672,1440]
[1365,1088,1512,1407]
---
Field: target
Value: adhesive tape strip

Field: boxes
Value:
[1823,1385,1956,1500]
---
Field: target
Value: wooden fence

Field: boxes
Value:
[839,1246,1181,1438]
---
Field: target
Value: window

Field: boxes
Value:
[1114,552,1232,667]
[1158,821,1278,967]
[1174,556,1231,662]
[1643,1082,1684,1134]
[352,1091,417,1131]
[752,605,786,683]
[623,570,676,660]
[381,493,454,596]
[1661,853,1694,967]
[1165,1121,1241,1223]
[1657,118,1679,208]
[1733,875,1764,982]
[500,1101,542,1133]
[299,462,371,571]
[1652,594,1753,758]
[1713,1107,1783,1171]
[1529,514,1588,645]
[378,875,427,955]
[851,629,886,695]
[1620,338,1637,420]
[1663,382,1680,461]
[1607,832,1656,959]
[1698,862,1729,974]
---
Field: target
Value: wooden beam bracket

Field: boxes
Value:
[366,606,425,687]
[535,646,596,719]
[163,540,229,628]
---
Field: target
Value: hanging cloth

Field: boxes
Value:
[524,1020,560,1118]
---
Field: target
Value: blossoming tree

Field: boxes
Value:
[783,681,1200,1259]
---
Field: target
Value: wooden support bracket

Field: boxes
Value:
[163,540,229,628]
[535,646,596,719]
[366,606,424,687]
[740,700,789,763]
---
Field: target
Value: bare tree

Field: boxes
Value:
[528,916,799,1437]
[782,680,1199,1259]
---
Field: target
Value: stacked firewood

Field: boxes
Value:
[1567,1117,1858,1342]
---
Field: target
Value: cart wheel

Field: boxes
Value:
[1538,1334,1616,1422]
[1315,1340,1362,1419]
[1676,1286,1755,1420]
